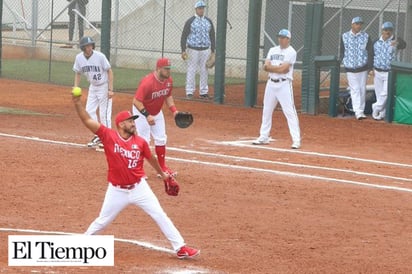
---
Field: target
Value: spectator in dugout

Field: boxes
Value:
[340,16,373,120]
[371,21,406,120]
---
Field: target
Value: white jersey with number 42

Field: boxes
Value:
[73,50,111,86]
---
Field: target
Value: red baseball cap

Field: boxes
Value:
[156,58,173,69]
[115,110,139,127]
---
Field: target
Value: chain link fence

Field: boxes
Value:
[1,0,409,106]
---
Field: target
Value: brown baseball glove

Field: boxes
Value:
[164,176,180,196]
[175,112,193,129]
[206,52,215,68]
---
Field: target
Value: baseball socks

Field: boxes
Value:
[155,145,177,177]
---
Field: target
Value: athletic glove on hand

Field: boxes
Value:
[164,176,180,196]
[175,112,194,129]
[206,52,215,68]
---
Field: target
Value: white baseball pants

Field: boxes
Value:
[372,70,388,118]
[259,79,300,144]
[86,84,112,128]
[347,71,368,116]
[185,48,210,96]
[132,107,167,146]
[84,179,185,251]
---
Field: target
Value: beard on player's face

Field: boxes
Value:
[119,120,136,135]
[124,125,136,135]
[159,69,170,79]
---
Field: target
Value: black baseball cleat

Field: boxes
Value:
[87,135,101,147]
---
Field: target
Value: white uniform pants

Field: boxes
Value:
[259,79,301,144]
[85,180,185,251]
[347,71,368,116]
[86,84,112,128]
[372,70,388,118]
[132,107,167,146]
[185,48,210,95]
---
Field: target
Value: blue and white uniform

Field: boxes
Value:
[181,13,215,97]
[340,30,373,119]
[372,32,406,120]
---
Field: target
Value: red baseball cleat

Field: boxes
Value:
[177,245,200,259]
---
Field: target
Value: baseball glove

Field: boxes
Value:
[206,52,215,68]
[164,176,180,196]
[175,112,193,129]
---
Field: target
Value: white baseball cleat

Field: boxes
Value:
[356,113,366,120]
[252,137,270,145]
[291,142,301,149]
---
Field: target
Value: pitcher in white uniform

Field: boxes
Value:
[73,36,114,148]
[253,29,301,149]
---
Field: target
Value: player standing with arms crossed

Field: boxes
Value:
[73,36,114,148]
[253,29,301,149]
[371,21,406,120]
[132,58,179,176]
[71,93,200,259]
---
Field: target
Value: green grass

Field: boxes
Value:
[1,59,245,92]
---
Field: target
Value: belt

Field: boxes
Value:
[187,46,209,51]
[270,78,287,83]
[374,67,390,72]
[111,183,138,190]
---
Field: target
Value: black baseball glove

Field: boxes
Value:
[175,112,193,129]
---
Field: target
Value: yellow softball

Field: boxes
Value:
[72,87,82,97]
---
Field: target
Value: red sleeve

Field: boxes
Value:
[95,124,107,141]
[142,138,152,159]
[134,75,150,101]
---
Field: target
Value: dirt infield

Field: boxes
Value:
[1,79,412,273]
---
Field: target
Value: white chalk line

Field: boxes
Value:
[0,230,211,273]
[167,157,412,193]
[0,133,85,147]
[167,147,412,183]
[215,140,412,168]
[1,132,412,193]
[0,227,174,254]
[2,132,410,183]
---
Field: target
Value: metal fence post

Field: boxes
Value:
[31,0,38,47]
[214,0,228,104]
[101,0,111,61]
[0,0,3,76]
[244,0,262,107]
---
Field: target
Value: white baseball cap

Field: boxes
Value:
[382,21,394,30]
[351,16,364,24]
[277,29,291,39]
[195,0,206,8]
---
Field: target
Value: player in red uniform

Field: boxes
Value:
[132,58,179,176]
[72,94,200,259]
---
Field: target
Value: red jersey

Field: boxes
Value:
[95,125,152,185]
[134,72,173,115]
